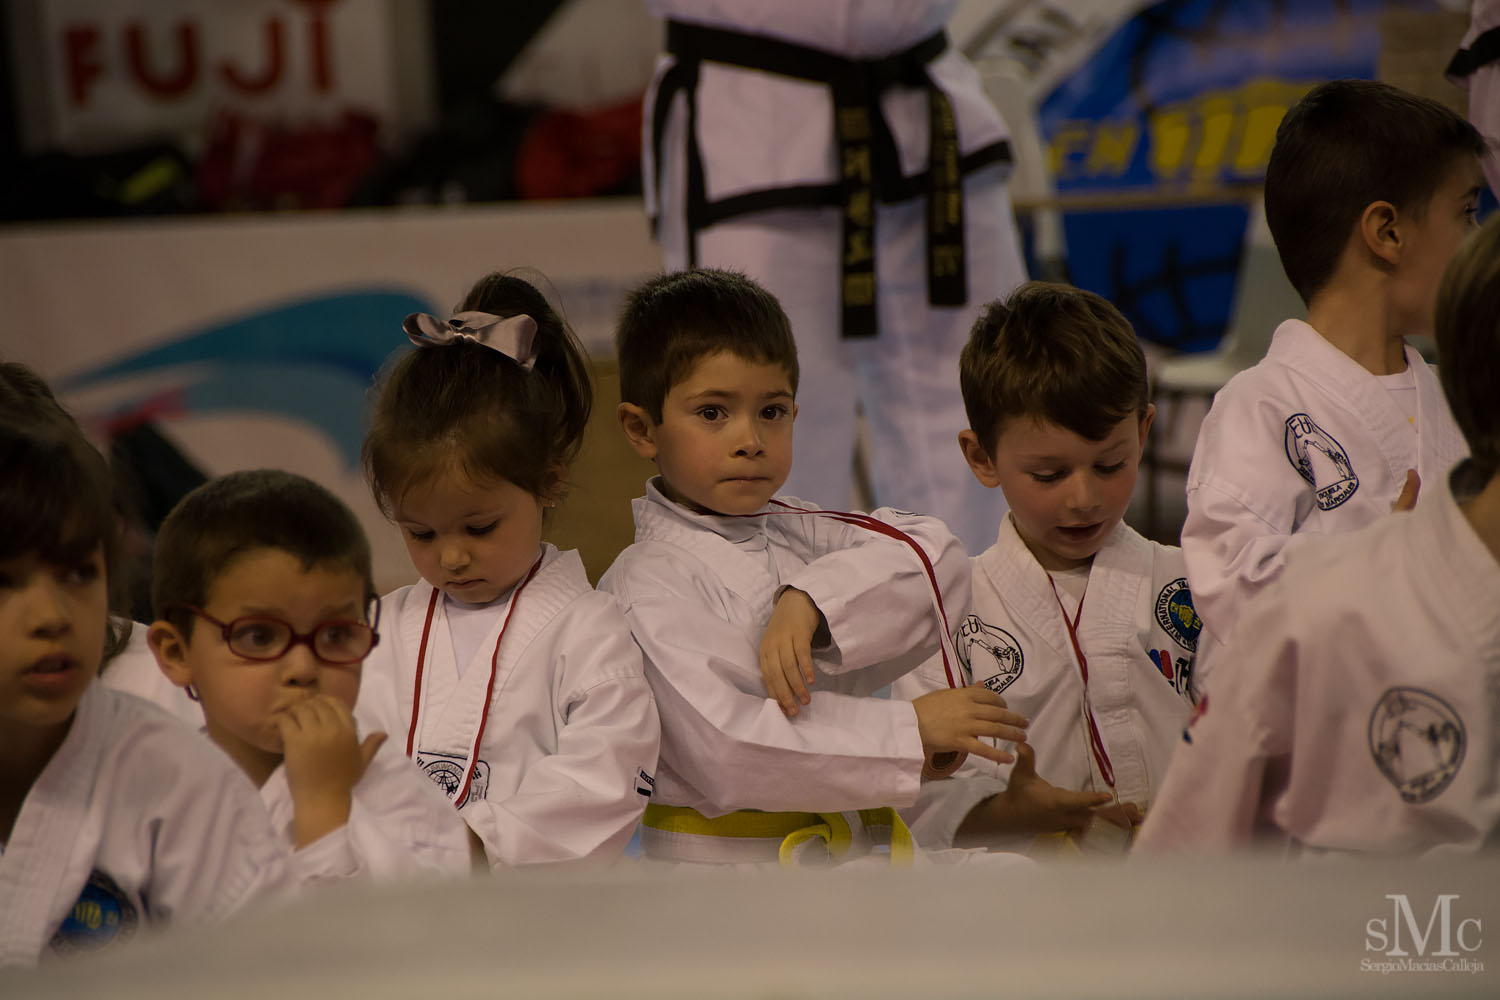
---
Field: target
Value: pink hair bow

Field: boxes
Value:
[402,311,538,370]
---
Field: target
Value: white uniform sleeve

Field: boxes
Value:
[612,564,924,814]
[463,624,660,868]
[1134,593,1295,852]
[284,745,473,882]
[1181,479,1309,643]
[889,653,1018,851]
[784,507,971,691]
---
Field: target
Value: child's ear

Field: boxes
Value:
[148,620,194,690]
[1136,403,1157,458]
[958,429,1003,489]
[1359,200,1403,266]
[617,402,659,461]
[540,461,568,508]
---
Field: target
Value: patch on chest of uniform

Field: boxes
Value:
[49,870,139,957]
[957,614,1024,694]
[1149,648,1194,699]
[1369,687,1465,804]
[1154,578,1202,652]
[1284,413,1359,510]
[417,751,491,802]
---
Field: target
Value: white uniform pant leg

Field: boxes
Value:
[1472,60,1500,197]
[657,101,1028,546]
[679,206,861,509]
[860,163,1025,552]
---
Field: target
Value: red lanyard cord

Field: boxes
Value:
[1046,576,1116,791]
[762,500,961,689]
[406,552,546,808]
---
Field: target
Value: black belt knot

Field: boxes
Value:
[656,21,969,338]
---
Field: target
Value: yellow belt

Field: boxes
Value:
[642,804,915,867]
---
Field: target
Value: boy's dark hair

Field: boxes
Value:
[1265,79,1485,306]
[1435,215,1500,487]
[365,271,592,514]
[152,469,375,638]
[615,269,799,422]
[959,281,1149,455]
[0,362,132,661]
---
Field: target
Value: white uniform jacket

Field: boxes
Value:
[894,518,1202,849]
[355,545,660,868]
[259,741,472,883]
[99,622,203,728]
[1138,469,1500,855]
[1183,319,1467,640]
[0,684,292,968]
[597,479,970,818]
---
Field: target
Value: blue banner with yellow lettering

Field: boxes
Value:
[1038,0,1442,352]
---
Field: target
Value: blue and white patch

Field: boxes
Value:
[957,615,1024,695]
[1284,413,1359,510]
[1154,578,1202,652]
[1368,687,1465,804]
[49,870,138,957]
[417,752,491,802]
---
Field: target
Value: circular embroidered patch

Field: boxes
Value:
[1368,687,1466,804]
[50,870,138,957]
[1284,412,1359,510]
[956,614,1024,695]
[1154,578,1202,651]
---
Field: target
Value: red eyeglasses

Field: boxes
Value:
[172,604,380,665]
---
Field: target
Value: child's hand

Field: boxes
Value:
[998,741,1114,836]
[912,686,1028,765]
[279,694,387,848]
[759,588,824,717]
[1392,468,1420,511]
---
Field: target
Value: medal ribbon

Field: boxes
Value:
[406,552,546,808]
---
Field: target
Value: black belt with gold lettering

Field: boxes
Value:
[1447,25,1500,78]
[651,20,1011,338]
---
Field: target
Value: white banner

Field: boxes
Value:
[0,199,660,592]
[20,0,399,153]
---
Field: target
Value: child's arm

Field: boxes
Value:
[952,741,1123,845]
[460,599,660,868]
[1134,598,1293,853]
[278,695,386,850]
[609,542,1020,815]
[892,657,1105,851]
[758,586,823,715]
[775,505,971,693]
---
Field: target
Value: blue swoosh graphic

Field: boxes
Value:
[61,289,432,469]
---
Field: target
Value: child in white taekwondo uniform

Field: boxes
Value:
[1182,80,1486,643]
[894,284,1204,855]
[0,368,291,968]
[1137,214,1500,855]
[599,269,1029,866]
[358,273,660,868]
[147,470,471,883]
[642,0,1029,556]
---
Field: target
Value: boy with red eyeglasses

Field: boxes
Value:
[147,470,472,881]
